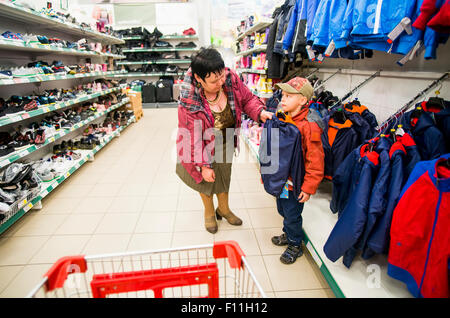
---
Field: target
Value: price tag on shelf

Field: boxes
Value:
[49,137,55,143]
[22,199,28,206]
[19,149,29,157]
[65,172,70,178]
[44,107,50,113]
[21,113,30,119]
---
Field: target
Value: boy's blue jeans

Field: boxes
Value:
[276,190,304,246]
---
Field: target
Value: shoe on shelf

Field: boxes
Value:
[182,28,196,36]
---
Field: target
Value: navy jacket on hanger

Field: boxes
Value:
[324,143,380,267]
[401,109,446,161]
[259,116,305,200]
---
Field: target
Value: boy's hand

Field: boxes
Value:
[260,110,273,123]
[298,191,311,203]
[201,166,215,183]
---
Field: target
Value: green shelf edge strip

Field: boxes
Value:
[0,98,130,169]
[0,87,122,127]
[0,71,128,86]
[240,131,345,299]
[0,116,135,235]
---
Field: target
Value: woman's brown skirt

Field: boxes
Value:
[176,129,234,196]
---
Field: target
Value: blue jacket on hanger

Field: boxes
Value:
[259,116,305,200]
[324,143,380,267]
[364,140,408,256]
[273,0,297,55]
[359,137,392,260]
[401,109,447,160]
[283,0,306,52]
[306,0,321,43]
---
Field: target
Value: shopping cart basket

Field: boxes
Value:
[27,240,266,298]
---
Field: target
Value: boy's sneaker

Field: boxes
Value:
[271,233,288,246]
[280,244,303,265]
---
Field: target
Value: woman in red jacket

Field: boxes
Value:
[176,48,273,233]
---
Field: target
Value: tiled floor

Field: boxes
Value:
[0,108,334,298]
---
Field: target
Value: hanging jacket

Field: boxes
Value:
[343,102,378,130]
[259,116,305,199]
[360,136,392,260]
[412,0,446,30]
[323,143,380,267]
[388,153,450,298]
[274,0,297,55]
[328,0,350,49]
[398,132,422,177]
[431,107,450,151]
[334,0,355,49]
[332,106,374,145]
[283,0,308,54]
[310,0,333,47]
[306,0,321,43]
[400,109,447,160]
[267,8,287,79]
[352,0,417,40]
[427,0,450,33]
[364,139,408,256]
[322,116,359,180]
[176,68,264,184]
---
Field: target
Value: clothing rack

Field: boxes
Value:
[305,68,319,79]
[376,71,449,133]
[314,69,341,91]
[329,70,381,109]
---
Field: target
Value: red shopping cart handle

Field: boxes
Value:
[213,241,246,269]
[44,255,87,292]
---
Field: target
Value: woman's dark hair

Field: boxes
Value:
[190,47,225,81]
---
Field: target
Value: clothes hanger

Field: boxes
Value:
[332,107,347,124]
[427,84,446,110]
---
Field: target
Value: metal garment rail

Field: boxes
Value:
[376,71,449,133]
[314,69,341,91]
[329,70,381,109]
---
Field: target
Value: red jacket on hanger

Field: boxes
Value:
[413,0,450,33]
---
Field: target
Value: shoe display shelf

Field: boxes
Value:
[117,59,191,66]
[236,44,267,57]
[0,70,128,86]
[236,17,273,42]
[122,47,199,53]
[0,87,123,128]
[122,35,198,41]
[0,115,136,235]
[0,1,124,45]
[0,98,130,170]
[239,130,411,298]
[108,72,186,78]
[0,38,125,59]
[236,68,267,75]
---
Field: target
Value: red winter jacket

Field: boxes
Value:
[176,68,265,184]
[413,0,450,33]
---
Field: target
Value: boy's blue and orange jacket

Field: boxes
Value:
[388,153,450,298]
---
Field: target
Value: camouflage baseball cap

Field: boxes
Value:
[275,77,313,100]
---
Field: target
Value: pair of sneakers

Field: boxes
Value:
[271,233,303,264]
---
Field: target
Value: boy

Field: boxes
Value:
[272,77,325,264]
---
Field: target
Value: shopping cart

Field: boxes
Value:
[27,241,266,298]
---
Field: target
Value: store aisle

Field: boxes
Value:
[0,108,334,298]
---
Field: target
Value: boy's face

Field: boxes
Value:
[280,91,307,114]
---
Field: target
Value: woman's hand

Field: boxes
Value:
[259,110,273,123]
[201,166,216,183]
[298,191,311,203]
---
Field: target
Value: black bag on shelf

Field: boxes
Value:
[155,79,173,103]
[142,83,157,103]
